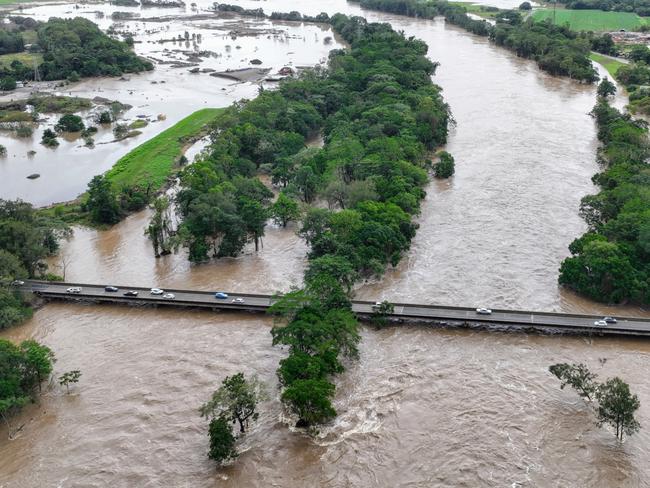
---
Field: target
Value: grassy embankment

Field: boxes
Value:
[105,108,222,190]
[43,108,224,222]
[532,8,647,31]
[589,52,626,77]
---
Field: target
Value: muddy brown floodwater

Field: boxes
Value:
[2,0,650,487]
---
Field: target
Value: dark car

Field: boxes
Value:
[123,290,138,297]
[105,286,119,292]
[603,316,617,324]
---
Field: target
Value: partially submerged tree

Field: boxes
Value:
[549,363,598,401]
[145,196,174,257]
[58,370,82,394]
[596,377,640,441]
[550,363,641,441]
[207,416,237,464]
[199,373,266,433]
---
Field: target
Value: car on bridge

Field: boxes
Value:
[594,320,608,327]
[105,286,119,292]
[603,316,617,324]
[123,290,139,297]
[150,288,164,295]
[476,307,492,315]
[11,280,24,286]
[162,293,175,299]
[215,292,228,299]
[231,298,244,304]
[66,287,82,294]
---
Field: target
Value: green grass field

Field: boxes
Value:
[589,52,626,77]
[0,52,42,68]
[532,8,647,31]
[105,108,224,190]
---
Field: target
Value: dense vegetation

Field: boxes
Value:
[550,363,640,441]
[0,339,55,438]
[559,98,650,304]
[355,0,607,82]
[170,14,450,427]
[0,199,69,329]
[0,17,152,86]
[606,44,650,115]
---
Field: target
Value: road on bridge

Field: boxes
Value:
[20,280,650,337]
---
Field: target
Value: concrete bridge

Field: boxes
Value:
[21,280,650,337]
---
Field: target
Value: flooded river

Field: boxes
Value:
[0,2,342,205]
[2,0,650,486]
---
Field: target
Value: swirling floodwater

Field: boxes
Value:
[1,0,650,487]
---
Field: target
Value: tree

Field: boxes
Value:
[55,114,84,133]
[434,151,455,178]
[281,378,336,427]
[86,175,121,224]
[596,377,640,441]
[207,416,238,463]
[371,300,394,328]
[270,192,300,227]
[113,123,129,139]
[20,340,55,392]
[597,79,616,99]
[0,339,55,438]
[0,77,16,91]
[549,363,598,401]
[98,111,112,124]
[145,196,173,257]
[550,363,641,441]
[199,373,266,433]
[58,370,82,394]
[41,128,59,147]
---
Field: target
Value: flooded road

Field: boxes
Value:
[2,1,650,487]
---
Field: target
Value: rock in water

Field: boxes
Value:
[26,173,40,179]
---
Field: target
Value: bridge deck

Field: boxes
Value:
[21,280,650,337]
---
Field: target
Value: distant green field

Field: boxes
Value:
[589,52,626,77]
[0,52,42,67]
[532,9,647,31]
[106,108,224,190]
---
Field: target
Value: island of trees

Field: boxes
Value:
[0,16,152,89]
[164,12,449,439]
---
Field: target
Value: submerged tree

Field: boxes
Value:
[145,196,174,257]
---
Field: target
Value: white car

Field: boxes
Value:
[231,298,245,304]
[594,320,608,327]
[476,307,492,315]
[11,280,25,286]
[66,287,82,294]
[150,288,164,295]
[371,301,382,309]
[162,293,175,299]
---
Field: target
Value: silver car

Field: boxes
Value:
[594,320,608,327]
